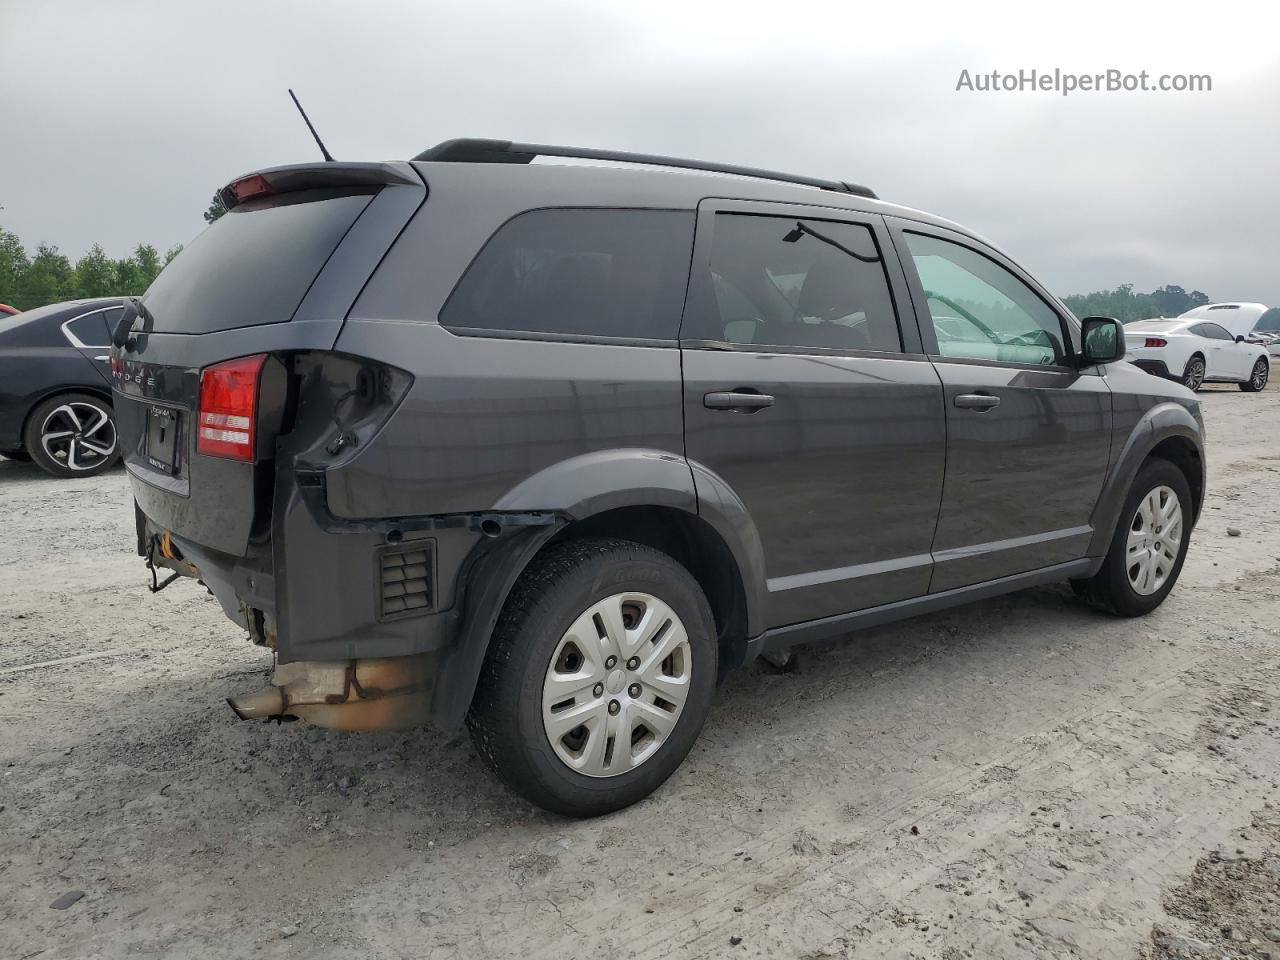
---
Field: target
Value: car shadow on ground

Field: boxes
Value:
[27,579,1108,850]
[0,457,125,482]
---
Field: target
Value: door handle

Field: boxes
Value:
[704,390,775,412]
[94,355,110,362]
[954,393,1001,411]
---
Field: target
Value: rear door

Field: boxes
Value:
[681,200,945,627]
[888,219,1112,592]
[62,306,121,384]
[114,163,425,557]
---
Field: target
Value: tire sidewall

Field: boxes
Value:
[1182,356,1205,392]
[1245,359,1268,392]
[23,393,119,479]
[1100,460,1193,615]
[480,544,717,816]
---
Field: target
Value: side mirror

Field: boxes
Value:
[1235,334,1245,343]
[1080,316,1125,364]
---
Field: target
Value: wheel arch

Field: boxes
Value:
[429,450,768,731]
[1087,402,1205,556]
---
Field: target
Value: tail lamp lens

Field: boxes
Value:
[197,354,267,461]
[1144,337,1167,348]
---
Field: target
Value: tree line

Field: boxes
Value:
[1,217,1214,322]
[0,225,182,312]
[1061,284,1211,323]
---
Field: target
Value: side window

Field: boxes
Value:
[1202,323,1233,340]
[904,232,1066,366]
[690,214,902,353]
[65,311,111,347]
[440,208,695,340]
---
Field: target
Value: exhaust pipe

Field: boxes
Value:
[226,686,285,721]
[226,655,434,731]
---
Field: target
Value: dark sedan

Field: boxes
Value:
[0,297,125,477]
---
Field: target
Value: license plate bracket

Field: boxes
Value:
[145,407,181,474]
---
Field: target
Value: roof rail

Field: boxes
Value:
[412,138,878,200]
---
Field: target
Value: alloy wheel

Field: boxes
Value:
[541,592,692,777]
[1251,359,1268,390]
[40,401,116,472]
[1126,485,1183,596]
[1183,359,1204,391]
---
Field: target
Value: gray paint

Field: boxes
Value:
[116,156,1207,732]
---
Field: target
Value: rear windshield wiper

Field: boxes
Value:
[112,297,151,348]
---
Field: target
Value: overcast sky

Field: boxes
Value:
[2,0,1277,304]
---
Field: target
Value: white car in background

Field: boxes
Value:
[1178,302,1270,339]
[1124,317,1270,392]
[1246,307,1280,359]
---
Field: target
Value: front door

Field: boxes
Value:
[680,201,946,628]
[889,220,1113,593]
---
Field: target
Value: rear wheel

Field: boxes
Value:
[22,393,119,478]
[467,538,717,817]
[1239,358,1269,392]
[1071,458,1192,616]
[1181,355,1205,392]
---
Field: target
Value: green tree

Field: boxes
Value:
[17,244,73,308]
[73,244,116,299]
[204,194,227,224]
[163,244,183,266]
[111,255,140,294]
[0,227,31,306]
[133,243,162,289]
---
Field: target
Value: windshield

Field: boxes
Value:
[141,188,374,335]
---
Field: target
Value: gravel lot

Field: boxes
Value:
[2,382,1279,960]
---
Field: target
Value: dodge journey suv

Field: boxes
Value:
[113,139,1205,816]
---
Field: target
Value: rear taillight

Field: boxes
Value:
[197,354,267,461]
[1144,337,1167,348]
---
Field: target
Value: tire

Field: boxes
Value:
[1239,358,1269,392]
[467,537,718,817]
[1070,458,1193,617]
[1181,355,1205,392]
[0,448,31,462]
[22,393,119,478]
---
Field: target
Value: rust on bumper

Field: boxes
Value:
[227,655,434,731]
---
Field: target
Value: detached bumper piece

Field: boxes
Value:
[227,655,434,731]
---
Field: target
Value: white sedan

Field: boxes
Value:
[1123,318,1270,392]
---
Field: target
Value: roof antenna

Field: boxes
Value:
[288,88,335,162]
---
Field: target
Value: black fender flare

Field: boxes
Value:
[1086,401,1205,557]
[429,449,769,730]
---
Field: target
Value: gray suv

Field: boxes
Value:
[113,140,1205,816]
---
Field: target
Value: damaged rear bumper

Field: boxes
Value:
[226,655,435,731]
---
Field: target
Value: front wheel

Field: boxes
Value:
[1071,458,1192,616]
[1239,358,1269,392]
[22,393,119,478]
[1181,356,1205,392]
[467,538,717,817]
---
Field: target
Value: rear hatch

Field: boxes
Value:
[114,161,425,557]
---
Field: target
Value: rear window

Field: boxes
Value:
[142,189,374,334]
[66,310,113,346]
[440,208,695,341]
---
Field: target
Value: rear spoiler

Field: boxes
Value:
[216,161,422,212]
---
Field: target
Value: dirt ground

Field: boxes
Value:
[2,381,1279,960]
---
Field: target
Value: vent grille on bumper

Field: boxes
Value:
[379,543,435,620]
